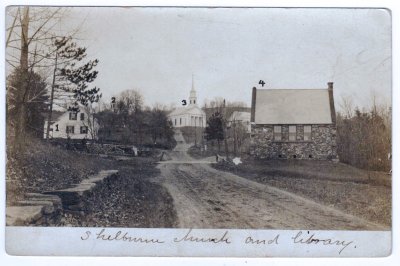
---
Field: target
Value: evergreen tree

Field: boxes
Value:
[205,112,224,151]
[7,68,48,138]
[46,37,102,139]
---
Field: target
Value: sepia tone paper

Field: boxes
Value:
[4,5,392,257]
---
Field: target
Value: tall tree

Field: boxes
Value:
[5,7,78,149]
[45,37,102,140]
[337,105,392,171]
[7,68,48,138]
[205,112,225,152]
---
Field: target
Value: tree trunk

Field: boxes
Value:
[20,7,29,71]
[13,7,30,152]
[233,122,238,157]
[14,74,32,151]
[224,134,229,159]
[223,121,229,159]
[14,102,28,151]
[46,52,58,140]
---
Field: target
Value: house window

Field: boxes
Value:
[80,126,88,134]
[174,119,177,126]
[80,113,85,121]
[66,126,75,134]
[180,118,182,125]
[273,126,282,141]
[304,125,312,141]
[289,125,296,141]
[69,112,77,120]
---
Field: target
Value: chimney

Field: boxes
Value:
[251,87,257,123]
[327,82,336,124]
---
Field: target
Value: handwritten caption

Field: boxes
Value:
[80,228,356,255]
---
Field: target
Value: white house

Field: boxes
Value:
[228,111,251,133]
[43,107,98,140]
[168,79,206,128]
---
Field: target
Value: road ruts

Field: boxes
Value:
[154,130,386,230]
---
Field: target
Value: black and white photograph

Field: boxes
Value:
[3,4,394,258]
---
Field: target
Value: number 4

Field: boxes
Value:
[259,80,265,87]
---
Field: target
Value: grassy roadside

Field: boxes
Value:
[7,139,115,205]
[6,139,178,227]
[213,157,391,227]
[188,145,391,227]
[57,162,178,227]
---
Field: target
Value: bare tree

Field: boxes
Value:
[5,6,80,149]
[339,94,354,118]
[82,104,98,141]
[117,89,144,114]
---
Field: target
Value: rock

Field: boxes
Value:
[16,200,55,214]
[7,170,118,225]
[6,206,43,226]
[44,170,118,211]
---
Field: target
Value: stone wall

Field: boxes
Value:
[6,170,119,226]
[250,124,337,160]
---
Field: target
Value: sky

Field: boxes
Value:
[13,7,394,111]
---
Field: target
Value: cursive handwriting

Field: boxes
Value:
[292,230,354,254]
[80,229,358,255]
[80,229,165,244]
[245,234,280,245]
[173,229,231,244]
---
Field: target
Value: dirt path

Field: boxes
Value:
[154,130,385,230]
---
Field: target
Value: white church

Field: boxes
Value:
[168,79,206,128]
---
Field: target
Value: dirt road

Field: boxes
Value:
[154,131,385,230]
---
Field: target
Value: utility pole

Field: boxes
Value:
[46,52,58,140]
[233,119,238,157]
[223,99,229,160]
[194,117,197,146]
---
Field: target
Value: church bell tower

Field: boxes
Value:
[189,75,197,105]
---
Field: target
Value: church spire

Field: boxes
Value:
[189,74,197,105]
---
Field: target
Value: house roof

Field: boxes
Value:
[168,105,205,117]
[255,89,332,124]
[230,111,250,122]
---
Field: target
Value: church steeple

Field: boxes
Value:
[189,74,197,105]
